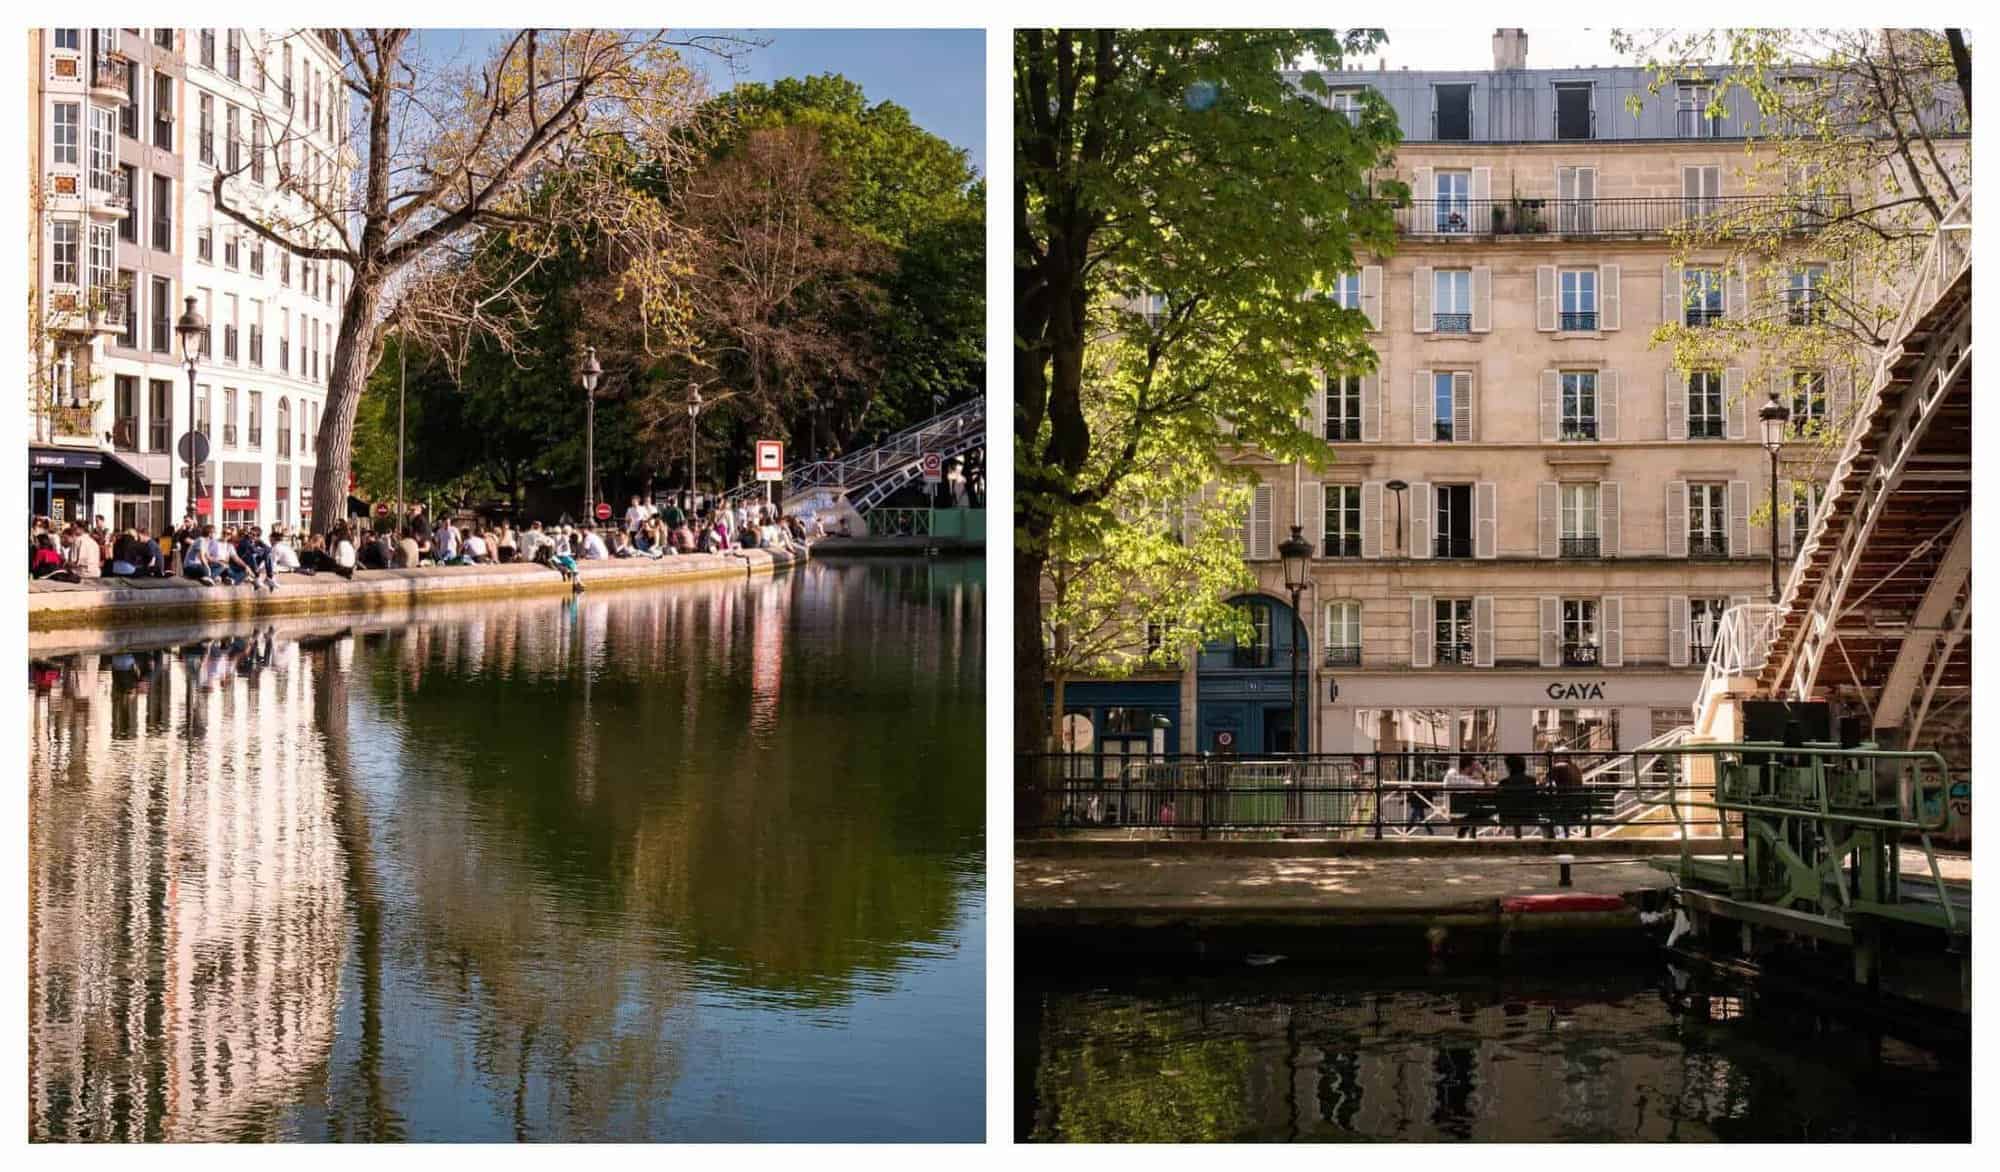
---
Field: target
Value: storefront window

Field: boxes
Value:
[1533,708,1620,753]
[1458,709,1500,754]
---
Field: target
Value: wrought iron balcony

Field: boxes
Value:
[223,424,239,447]
[1683,306,1725,327]
[1324,419,1362,442]
[1690,643,1715,665]
[149,419,170,452]
[1433,535,1474,559]
[1435,640,1476,665]
[1558,311,1598,331]
[1324,645,1362,667]
[90,53,131,99]
[1688,534,1730,560]
[1562,642,1601,667]
[1560,536,1601,559]
[1687,418,1727,440]
[1322,533,1362,559]
[1560,419,1598,442]
[48,402,97,438]
[1432,312,1471,334]
[1392,195,1850,239]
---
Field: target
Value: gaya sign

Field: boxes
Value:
[1545,680,1609,701]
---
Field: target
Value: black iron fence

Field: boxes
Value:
[1392,195,1850,238]
[1017,748,1747,838]
[1560,536,1601,559]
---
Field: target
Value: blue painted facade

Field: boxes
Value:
[1049,678,1180,762]
[1195,594,1309,754]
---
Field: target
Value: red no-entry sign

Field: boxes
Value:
[374,501,390,517]
[595,501,612,521]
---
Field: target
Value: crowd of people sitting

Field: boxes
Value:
[28,493,823,590]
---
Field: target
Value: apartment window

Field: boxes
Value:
[152,72,173,150]
[223,233,239,269]
[1432,371,1468,441]
[1792,482,1826,546]
[196,388,210,438]
[1434,484,1473,559]
[1555,83,1593,140]
[226,104,241,172]
[198,94,214,165]
[1324,601,1362,666]
[52,103,79,165]
[279,331,289,372]
[1324,374,1363,442]
[250,322,263,366]
[1330,88,1362,124]
[250,241,265,277]
[119,62,138,138]
[85,225,112,297]
[55,29,80,51]
[116,270,138,348]
[149,275,171,352]
[1433,169,1471,234]
[223,323,238,362]
[1434,84,1472,141]
[1558,268,1597,331]
[1434,599,1475,665]
[1561,599,1600,666]
[1689,597,1729,663]
[1321,271,1362,310]
[154,29,173,49]
[1322,484,1362,558]
[199,29,215,70]
[197,223,212,263]
[278,399,291,456]
[279,249,290,286]
[1432,268,1471,332]
[50,222,78,285]
[283,44,294,108]
[1787,264,1828,325]
[251,122,266,183]
[1686,371,1725,439]
[1677,82,1718,137]
[151,174,172,252]
[1683,268,1724,326]
[1560,483,1600,558]
[114,376,139,447]
[223,386,239,447]
[248,391,263,448]
[1791,369,1828,434]
[89,106,116,193]
[1688,483,1729,558]
[149,380,172,451]
[117,165,139,242]
[1560,372,1598,441]
[226,30,241,81]
[1683,165,1722,220]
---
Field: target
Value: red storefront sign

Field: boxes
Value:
[222,486,259,513]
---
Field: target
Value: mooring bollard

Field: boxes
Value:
[1556,854,1575,888]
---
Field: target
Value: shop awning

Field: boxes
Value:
[28,446,153,494]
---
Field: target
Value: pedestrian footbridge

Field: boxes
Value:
[725,395,985,531]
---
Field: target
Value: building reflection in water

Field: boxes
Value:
[29,638,347,1141]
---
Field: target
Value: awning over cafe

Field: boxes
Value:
[28,446,153,494]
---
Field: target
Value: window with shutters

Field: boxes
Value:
[1558,269,1597,331]
[1677,83,1718,137]
[1434,599,1474,664]
[1320,271,1362,310]
[1787,264,1828,324]
[1791,369,1828,435]
[1324,374,1363,442]
[1688,597,1729,663]
[251,121,266,183]
[1687,371,1725,438]
[1434,84,1472,141]
[1324,601,1361,666]
[1434,484,1473,558]
[1322,484,1363,558]
[1559,484,1599,557]
[1561,599,1600,665]
[278,398,291,457]
[248,390,263,448]
[223,386,238,447]
[1683,268,1723,326]
[1432,371,1466,440]
[1688,483,1729,558]
[1683,165,1722,225]
[1433,269,1471,332]
[1559,372,1598,441]
[1433,171,1471,234]
[52,102,79,165]
[148,380,171,451]
[1791,482,1826,546]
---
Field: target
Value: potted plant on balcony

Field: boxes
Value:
[1490,204,1507,233]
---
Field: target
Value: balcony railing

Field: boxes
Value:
[223,424,239,447]
[92,54,131,98]
[1559,311,1598,331]
[1432,312,1471,333]
[1560,536,1601,559]
[1563,642,1601,667]
[149,419,170,452]
[1392,195,1850,239]
[1688,534,1730,560]
[248,427,262,449]
[1324,419,1362,442]
[1560,419,1598,442]
[1322,533,1362,558]
[49,403,96,438]
[1433,535,1474,559]
[1687,417,1727,439]
[1435,640,1475,666]
[1324,646,1362,667]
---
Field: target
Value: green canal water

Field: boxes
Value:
[1019,960,1969,1142]
[28,558,985,1142]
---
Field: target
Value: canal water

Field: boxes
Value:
[1019,960,1970,1142]
[28,557,985,1142]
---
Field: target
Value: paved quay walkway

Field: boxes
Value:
[28,546,804,630]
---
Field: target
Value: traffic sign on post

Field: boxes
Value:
[755,440,785,483]
[177,431,210,466]
[920,452,943,484]
[595,501,612,522]
[374,502,391,518]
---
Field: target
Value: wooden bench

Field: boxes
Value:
[1450,786,1619,836]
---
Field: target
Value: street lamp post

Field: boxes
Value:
[174,297,208,550]
[1385,479,1409,555]
[686,384,705,503]
[1758,391,1793,604]
[1279,524,1314,755]
[579,346,602,521]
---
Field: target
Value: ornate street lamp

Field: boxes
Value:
[1279,523,1315,754]
[1758,391,1793,604]
[174,297,208,538]
[579,346,602,520]
[686,384,705,501]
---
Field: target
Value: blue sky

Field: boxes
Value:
[411,29,985,175]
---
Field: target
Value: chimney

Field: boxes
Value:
[1493,28,1528,71]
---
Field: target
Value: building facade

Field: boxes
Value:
[28,27,350,536]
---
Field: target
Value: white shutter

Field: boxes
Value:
[1361,264,1383,331]
[1308,373,1326,437]
[1662,263,1682,325]
[1302,481,1325,551]
[1250,482,1274,560]
[1539,596,1562,668]
[1409,481,1433,560]
[1601,596,1624,667]
[1474,596,1495,667]
[1470,165,1491,205]
[1470,265,1492,333]
[1557,164,1579,202]
[1412,369,1433,442]
[1777,477,1796,558]
[1411,595,1434,668]
[1361,480,1384,559]
[1413,265,1433,332]
[1665,369,1687,441]
[1475,481,1497,559]
[1668,595,1690,668]
[1727,261,1748,320]
[1537,481,1559,558]
[1666,480,1688,558]
[1599,369,1620,441]
[1536,265,1557,332]
[1360,369,1381,442]
[1601,481,1621,557]
[1726,367,1747,439]
[1452,371,1474,440]
[1600,263,1621,330]
[1727,479,1749,558]
[1540,369,1560,441]
[1412,165,1434,210]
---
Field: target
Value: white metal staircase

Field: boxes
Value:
[722,394,984,515]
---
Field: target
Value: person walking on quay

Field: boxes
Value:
[1496,754,1538,839]
[1548,756,1584,839]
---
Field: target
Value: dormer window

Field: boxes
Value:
[1434,84,1472,141]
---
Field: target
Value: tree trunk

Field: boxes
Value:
[1946,30,1972,120]
[311,280,386,535]
[1016,542,1050,754]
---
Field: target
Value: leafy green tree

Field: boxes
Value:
[1015,29,1402,751]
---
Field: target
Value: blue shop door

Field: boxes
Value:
[1262,705,1296,755]
[1202,704,1248,755]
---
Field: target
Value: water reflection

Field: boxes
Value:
[1021,965,1969,1142]
[30,559,985,1141]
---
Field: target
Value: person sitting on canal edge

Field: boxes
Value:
[1496,754,1538,839]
